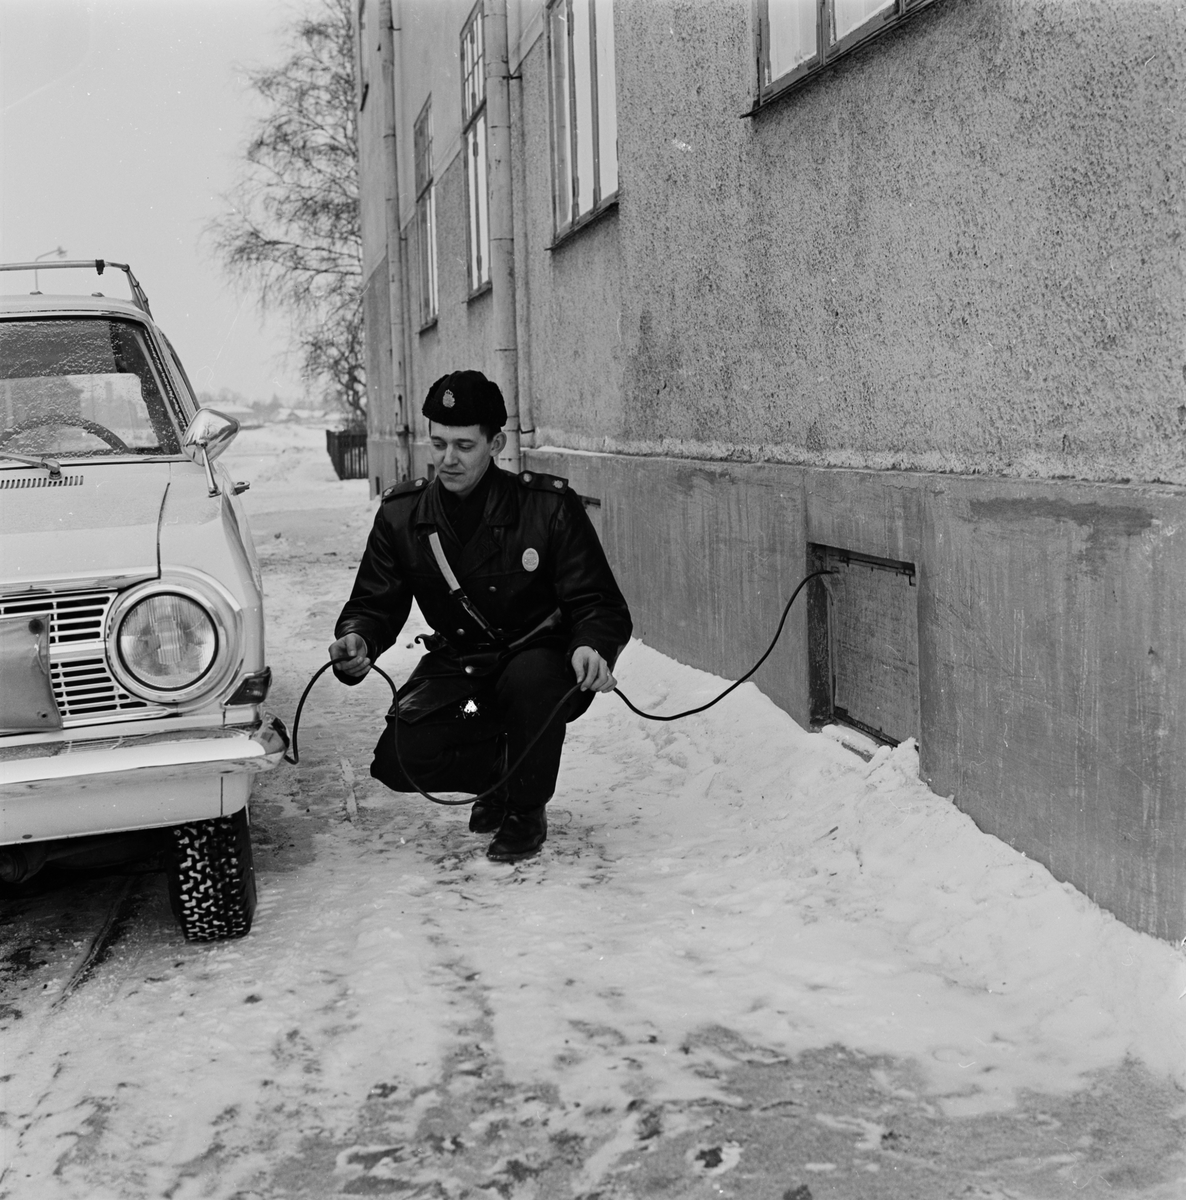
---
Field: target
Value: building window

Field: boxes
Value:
[460,4,490,294]
[756,0,936,104]
[356,0,369,111]
[413,98,438,326]
[547,0,618,239]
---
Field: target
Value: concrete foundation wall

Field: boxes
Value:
[527,447,1186,941]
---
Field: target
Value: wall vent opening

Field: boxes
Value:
[808,544,920,747]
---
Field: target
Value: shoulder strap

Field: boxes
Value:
[382,477,428,502]
[427,531,464,592]
[425,530,561,650]
[426,531,501,641]
[518,470,569,494]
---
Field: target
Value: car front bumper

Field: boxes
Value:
[0,715,288,843]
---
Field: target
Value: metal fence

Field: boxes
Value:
[325,430,368,480]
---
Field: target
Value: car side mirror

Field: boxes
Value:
[183,408,240,497]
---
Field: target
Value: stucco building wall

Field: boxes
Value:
[600,0,1184,483]
[356,0,1185,940]
[392,1,627,463]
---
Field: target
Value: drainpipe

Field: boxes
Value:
[379,0,412,482]
[484,0,522,472]
[392,2,418,471]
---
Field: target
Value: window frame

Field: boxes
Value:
[356,0,369,112]
[753,0,937,109]
[460,2,491,298]
[413,97,439,330]
[546,0,620,245]
[0,316,185,458]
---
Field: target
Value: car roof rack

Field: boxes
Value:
[0,259,152,317]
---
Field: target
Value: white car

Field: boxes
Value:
[0,259,286,941]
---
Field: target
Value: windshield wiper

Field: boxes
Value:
[0,450,63,478]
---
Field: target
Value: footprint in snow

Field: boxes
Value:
[687,1140,741,1175]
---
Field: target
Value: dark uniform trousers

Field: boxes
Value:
[370,645,581,811]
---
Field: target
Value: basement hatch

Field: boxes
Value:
[808,544,920,747]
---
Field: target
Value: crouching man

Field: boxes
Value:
[328,370,633,861]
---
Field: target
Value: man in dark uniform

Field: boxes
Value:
[328,370,632,861]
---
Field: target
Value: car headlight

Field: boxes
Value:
[107,572,243,706]
[117,594,217,689]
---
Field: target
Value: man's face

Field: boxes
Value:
[428,422,505,497]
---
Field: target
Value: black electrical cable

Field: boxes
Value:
[612,568,835,721]
[283,568,834,806]
[284,661,581,807]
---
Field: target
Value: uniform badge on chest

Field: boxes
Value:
[522,547,540,572]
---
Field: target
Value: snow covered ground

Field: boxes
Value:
[1,424,1183,1200]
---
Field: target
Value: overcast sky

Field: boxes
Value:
[1,0,309,402]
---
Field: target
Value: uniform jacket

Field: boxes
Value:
[334,466,633,723]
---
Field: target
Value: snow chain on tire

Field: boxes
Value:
[166,808,257,942]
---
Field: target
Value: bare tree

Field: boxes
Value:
[207,0,365,428]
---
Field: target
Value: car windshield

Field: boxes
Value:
[0,317,183,458]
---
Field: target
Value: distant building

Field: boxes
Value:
[355,0,1185,940]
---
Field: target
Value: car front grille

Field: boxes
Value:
[0,591,167,725]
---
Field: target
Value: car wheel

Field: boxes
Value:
[166,808,257,942]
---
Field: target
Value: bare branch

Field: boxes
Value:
[205,0,365,427]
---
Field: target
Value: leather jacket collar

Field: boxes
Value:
[414,466,519,578]
[414,465,518,532]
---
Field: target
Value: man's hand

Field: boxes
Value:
[328,632,372,678]
[571,646,616,693]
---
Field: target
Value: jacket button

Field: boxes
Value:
[522,472,533,482]
[488,585,496,592]
[456,628,466,637]
[464,665,476,675]
[553,479,563,489]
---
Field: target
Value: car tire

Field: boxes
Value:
[166,808,257,942]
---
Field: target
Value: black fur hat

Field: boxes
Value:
[422,370,507,431]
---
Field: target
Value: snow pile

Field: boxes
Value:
[535,648,1186,1115]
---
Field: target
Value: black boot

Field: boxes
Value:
[468,796,506,834]
[486,807,547,862]
[469,739,508,833]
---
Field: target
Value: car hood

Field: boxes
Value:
[0,462,177,593]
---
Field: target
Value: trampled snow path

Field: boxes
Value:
[1,426,1183,1199]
